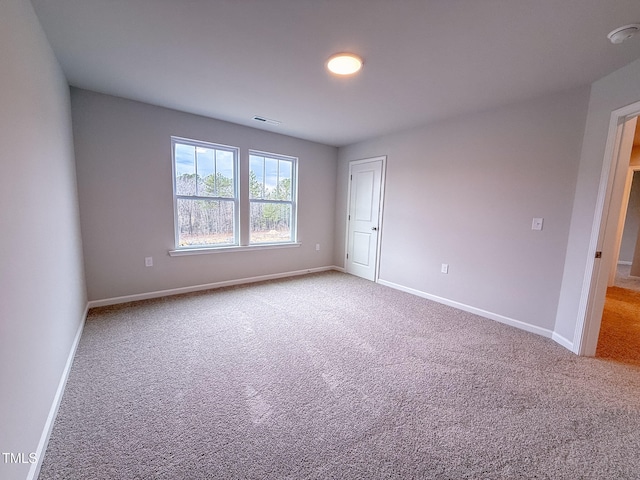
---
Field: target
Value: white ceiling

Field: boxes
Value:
[31,0,640,147]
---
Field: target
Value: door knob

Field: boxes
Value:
[371,227,378,231]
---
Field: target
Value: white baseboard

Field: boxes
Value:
[551,331,574,351]
[27,305,88,480]
[88,266,342,308]
[377,278,554,339]
[618,261,632,265]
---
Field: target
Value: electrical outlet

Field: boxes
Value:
[441,263,449,274]
[145,257,153,267]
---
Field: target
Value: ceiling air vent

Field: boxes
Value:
[253,116,281,126]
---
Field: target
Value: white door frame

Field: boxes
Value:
[344,156,387,281]
[574,102,640,355]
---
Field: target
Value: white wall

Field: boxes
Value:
[71,89,338,302]
[619,170,640,263]
[336,87,590,333]
[555,58,640,346]
[0,1,86,479]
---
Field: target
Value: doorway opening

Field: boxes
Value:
[596,119,640,365]
[576,108,640,356]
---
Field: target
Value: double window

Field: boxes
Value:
[171,137,297,250]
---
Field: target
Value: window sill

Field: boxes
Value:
[168,242,301,257]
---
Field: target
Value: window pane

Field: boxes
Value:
[177,198,235,246]
[196,147,215,197]
[250,201,291,243]
[265,158,278,199]
[279,159,291,178]
[175,144,196,195]
[249,155,264,199]
[277,160,292,201]
[216,150,235,198]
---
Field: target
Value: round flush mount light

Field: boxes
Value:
[326,53,363,75]
[607,24,640,44]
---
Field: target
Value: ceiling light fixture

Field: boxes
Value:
[607,24,640,44]
[326,53,363,76]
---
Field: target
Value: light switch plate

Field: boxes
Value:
[441,263,449,274]
[532,218,543,231]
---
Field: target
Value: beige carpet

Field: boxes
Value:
[39,271,640,479]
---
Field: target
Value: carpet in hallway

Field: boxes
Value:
[597,286,640,366]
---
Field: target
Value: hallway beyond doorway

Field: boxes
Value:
[614,264,640,291]
[596,265,640,366]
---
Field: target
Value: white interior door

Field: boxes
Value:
[346,158,385,281]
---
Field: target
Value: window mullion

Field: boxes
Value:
[214,149,218,196]
[194,146,199,196]
[250,199,291,206]
[262,156,266,199]
[177,194,230,202]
